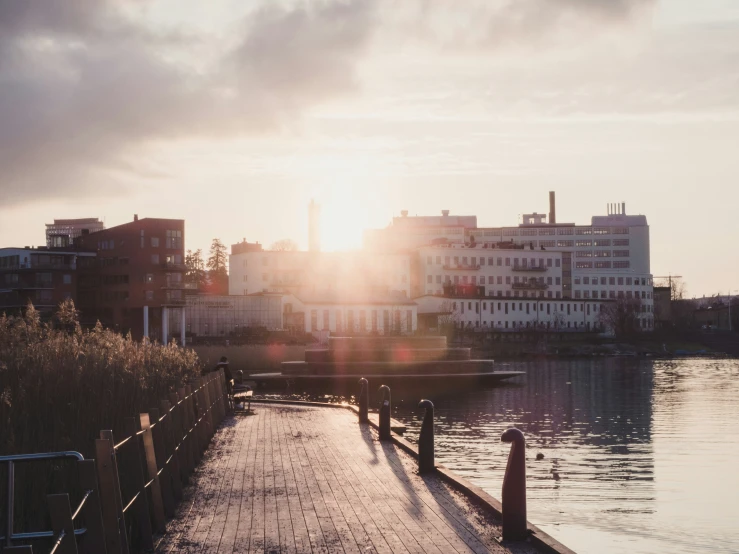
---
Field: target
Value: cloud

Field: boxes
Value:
[0,0,376,205]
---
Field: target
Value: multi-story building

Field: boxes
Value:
[76,216,186,342]
[365,192,654,330]
[45,218,104,248]
[0,247,95,316]
[229,241,412,300]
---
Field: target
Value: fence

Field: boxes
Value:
[1,369,229,554]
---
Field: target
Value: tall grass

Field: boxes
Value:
[0,301,202,534]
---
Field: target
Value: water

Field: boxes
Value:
[390,358,739,554]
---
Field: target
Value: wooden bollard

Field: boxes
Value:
[501,428,528,541]
[358,378,369,423]
[418,399,435,474]
[378,385,391,441]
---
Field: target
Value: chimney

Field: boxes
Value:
[548,191,556,224]
[134,214,139,221]
[441,210,450,217]
[308,199,320,253]
[622,202,626,215]
[401,210,409,217]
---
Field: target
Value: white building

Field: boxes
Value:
[184,293,283,338]
[415,295,610,333]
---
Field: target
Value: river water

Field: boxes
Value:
[390,358,739,554]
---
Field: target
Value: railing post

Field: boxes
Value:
[77,460,108,554]
[96,432,130,554]
[378,385,391,441]
[139,413,167,535]
[149,408,176,518]
[418,399,435,474]
[6,459,14,548]
[123,417,154,551]
[170,392,190,484]
[161,399,184,501]
[47,494,78,554]
[501,428,528,541]
[358,378,369,423]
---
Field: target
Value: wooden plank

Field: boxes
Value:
[96,434,130,554]
[139,413,167,535]
[149,408,176,518]
[76,460,108,554]
[47,494,78,554]
[122,417,154,551]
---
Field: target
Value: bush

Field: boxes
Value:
[0,300,202,533]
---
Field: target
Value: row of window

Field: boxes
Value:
[309,309,413,332]
[573,290,652,302]
[452,300,599,315]
[428,274,561,286]
[428,255,561,268]
[495,227,629,237]
[575,276,651,286]
[456,320,605,330]
[575,261,631,269]
[428,289,563,299]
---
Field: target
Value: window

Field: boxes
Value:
[497,276,503,284]
[574,277,581,285]
[166,230,182,249]
[595,261,611,268]
[462,276,468,284]
[576,240,592,247]
[609,277,616,285]
[506,276,511,284]
[555,259,561,268]
[503,229,519,236]
[145,273,154,283]
[140,230,145,248]
[594,227,609,235]
[488,257,494,265]
[488,276,494,284]
[618,277,624,285]
[613,239,630,246]
[310,310,318,331]
[609,291,616,299]
[594,250,610,258]
[497,257,502,266]
[539,228,555,236]
[555,277,561,285]
[63,274,72,285]
[612,227,629,234]
[594,239,611,247]
[576,228,593,235]
[151,254,160,264]
[145,290,154,301]
[576,251,592,258]
[151,237,160,247]
[436,256,441,264]
[427,275,432,284]
[521,229,537,236]
[557,240,574,247]
[445,256,450,266]
[436,275,442,283]
[557,228,574,235]
[540,240,556,247]
[505,258,511,266]
[626,277,632,285]
[613,250,630,257]
[614,261,630,268]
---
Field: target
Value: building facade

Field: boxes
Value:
[184,293,283,338]
[45,218,104,248]
[0,247,95,316]
[76,216,186,342]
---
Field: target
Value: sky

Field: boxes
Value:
[1,0,738,297]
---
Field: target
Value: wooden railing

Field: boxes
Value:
[1,369,229,554]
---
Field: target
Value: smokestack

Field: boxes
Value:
[134,214,138,221]
[549,191,556,224]
[622,202,626,215]
[309,199,320,253]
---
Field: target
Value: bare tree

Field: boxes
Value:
[597,297,643,337]
[437,300,460,338]
[656,277,687,301]
[270,239,299,252]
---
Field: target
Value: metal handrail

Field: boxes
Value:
[0,451,87,547]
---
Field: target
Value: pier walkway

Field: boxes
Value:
[155,403,542,554]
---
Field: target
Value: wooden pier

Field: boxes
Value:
[155,403,562,554]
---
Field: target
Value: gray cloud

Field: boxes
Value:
[0,0,376,204]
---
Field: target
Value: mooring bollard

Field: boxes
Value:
[501,428,527,541]
[378,385,391,441]
[358,378,369,423]
[418,399,435,473]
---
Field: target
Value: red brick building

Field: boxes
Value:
[0,247,94,316]
[76,216,186,342]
